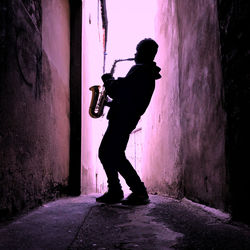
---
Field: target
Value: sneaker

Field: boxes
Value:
[121,192,150,205]
[96,191,124,204]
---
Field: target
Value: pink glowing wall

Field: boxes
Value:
[176,1,227,209]
[141,1,182,197]
[42,0,71,185]
[81,0,108,194]
[141,0,227,209]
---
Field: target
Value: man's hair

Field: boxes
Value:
[136,38,159,62]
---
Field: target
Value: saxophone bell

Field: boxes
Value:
[89,85,107,118]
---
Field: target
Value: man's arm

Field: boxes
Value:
[102,73,127,100]
[102,65,152,102]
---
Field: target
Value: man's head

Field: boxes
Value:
[135,38,158,64]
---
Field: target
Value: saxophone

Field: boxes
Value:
[89,58,134,118]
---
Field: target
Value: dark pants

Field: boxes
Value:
[98,118,146,193]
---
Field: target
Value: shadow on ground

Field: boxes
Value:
[1,194,250,250]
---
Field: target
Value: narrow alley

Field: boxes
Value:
[1,195,250,250]
[1,1,250,249]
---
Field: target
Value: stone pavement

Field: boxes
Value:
[1,194,250,250]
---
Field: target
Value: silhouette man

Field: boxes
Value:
[97,38,161,205]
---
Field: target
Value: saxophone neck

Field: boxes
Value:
[110,58,135,76]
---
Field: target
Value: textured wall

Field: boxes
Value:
[176,0,227,209]
[41,0,70,190]
[0,0,70,219]
[142,0,227,209]
[142,0,182,198]
[81,0,106,194]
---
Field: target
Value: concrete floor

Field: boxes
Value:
[1,194,250,250]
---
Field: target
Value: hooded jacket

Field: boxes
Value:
[104,62,161,123]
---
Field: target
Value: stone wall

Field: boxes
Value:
[142,0,227,210]
[0,0,70,219]
[177,0,227,210]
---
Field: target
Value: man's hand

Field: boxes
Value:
[101,73,114,83]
